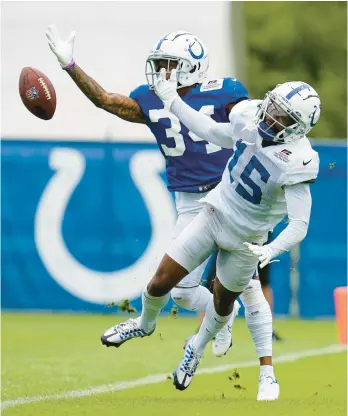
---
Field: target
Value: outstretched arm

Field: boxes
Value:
[46,25,146,124]
[67,65,146,123]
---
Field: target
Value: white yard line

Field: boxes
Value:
[2,344,346,410]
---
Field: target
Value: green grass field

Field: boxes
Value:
[1,313,347,415]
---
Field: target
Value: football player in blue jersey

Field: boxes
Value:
[46,26,276,399]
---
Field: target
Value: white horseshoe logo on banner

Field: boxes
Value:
[34,147,176,304]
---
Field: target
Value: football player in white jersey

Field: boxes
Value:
[104,72,320,399]
[149,71,320,396]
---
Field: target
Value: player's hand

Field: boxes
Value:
[243,242,280,269]
[46,25,76,69]
[154,68,179,110]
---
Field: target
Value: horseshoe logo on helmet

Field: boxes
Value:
[309,104,321,127]
[188,39,205,60]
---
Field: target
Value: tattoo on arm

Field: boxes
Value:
[67,65,146,124]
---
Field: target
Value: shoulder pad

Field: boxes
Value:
[229,99,261,123]
[129,84,151,101]
[278,139,320,185]
[200,78,224,92]
[200,77,248,103]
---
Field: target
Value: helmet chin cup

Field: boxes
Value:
[258,122,277,142]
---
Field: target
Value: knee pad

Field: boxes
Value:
[171,285,212,312]
[239,279,265,310]
[171,286,193,310]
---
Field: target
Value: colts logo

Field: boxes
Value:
[25,87,39,101]
[309,104,321,127]
[188,39,204,59]
[34,148,176,304]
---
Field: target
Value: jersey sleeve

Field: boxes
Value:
[268,183,311,258]
[280,150,320,186]
[129,84,152,117]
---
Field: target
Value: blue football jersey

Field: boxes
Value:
[130,78,248,192]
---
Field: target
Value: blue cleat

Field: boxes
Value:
[173,336,202,391]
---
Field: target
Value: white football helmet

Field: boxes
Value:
[256,81,321,143]
[145,31,209,89]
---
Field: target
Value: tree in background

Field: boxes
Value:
[244,1,347,139]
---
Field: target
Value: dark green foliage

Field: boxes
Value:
[244,2,347,138]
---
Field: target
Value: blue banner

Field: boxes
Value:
[1,140,347,317]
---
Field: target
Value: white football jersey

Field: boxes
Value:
[202,99,319,242]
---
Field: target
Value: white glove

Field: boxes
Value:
[243,242,280,269]
[46,25,76,70]
[154,68,179,110]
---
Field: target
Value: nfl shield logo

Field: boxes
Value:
[25,87,39,101]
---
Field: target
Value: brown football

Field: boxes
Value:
[19,67,56,120]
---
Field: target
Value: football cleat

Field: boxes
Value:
[257,374,280,401]
[173,336,202,391]
[212,301,240,357]
[101,317,155,348]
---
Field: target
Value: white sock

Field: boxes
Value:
[260,365,275,378]
[139,288,170,332]
[192,298,232,354]
[240,280,273,358]
[171,285,212,312]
